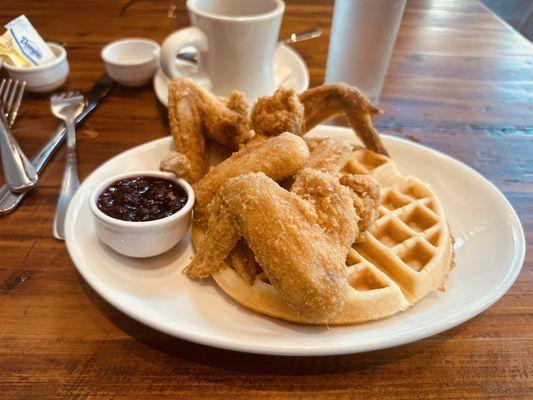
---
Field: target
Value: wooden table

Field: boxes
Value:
[1,1,531,398]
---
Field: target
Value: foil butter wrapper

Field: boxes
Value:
[0,15,56,67]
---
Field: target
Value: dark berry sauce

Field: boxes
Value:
[97,176,188,222]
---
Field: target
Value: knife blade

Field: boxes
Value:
[0,73,115,215]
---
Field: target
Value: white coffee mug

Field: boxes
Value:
[160,0,284,100]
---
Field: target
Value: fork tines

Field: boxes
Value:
[0,78,26,128]
[50,90,83,102]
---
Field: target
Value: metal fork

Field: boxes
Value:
[0,79,38,192]
[50,91,85,240]
[0,79,26,127]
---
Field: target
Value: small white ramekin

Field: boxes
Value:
[101,38,160,87]
[89,170,194,258]
[4,43,69,93]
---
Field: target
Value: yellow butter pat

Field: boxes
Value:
[0,30,33,67]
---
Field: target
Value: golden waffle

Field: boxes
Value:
[191,147,453,325]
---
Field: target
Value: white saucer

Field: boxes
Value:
[153,45,310,107]
[65,126,525,356]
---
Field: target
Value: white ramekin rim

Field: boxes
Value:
[101,38,160,67]
[89,170,195,229]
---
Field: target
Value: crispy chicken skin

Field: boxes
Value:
[299,83,388,156]
[185,170,359,322]
[293,137,380,236]
[250,84,388,155]
[251,88,304,137]
[340,174,380,235]
[179,132,310,229]
[167,78,252,182]
[301,136,353,174]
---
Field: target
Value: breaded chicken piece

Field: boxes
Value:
[299,83,388,156]
[189,132,310,229]
[185,170,359,323]
[250,83,388,156]
[226,137,378,285]
[297,137,381,236]
[251,88,304,137]
[167,78,253,182]
[340,174,381,235]
[301,136,353,173]
[161,133,310,285]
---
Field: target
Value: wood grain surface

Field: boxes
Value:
[1,0,532,398]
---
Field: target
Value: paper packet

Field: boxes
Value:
[0,15,56,67]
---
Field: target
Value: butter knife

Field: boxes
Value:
[0,73,115,215]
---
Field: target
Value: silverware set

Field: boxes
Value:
[0,73,115,240]
[0,78,81,239]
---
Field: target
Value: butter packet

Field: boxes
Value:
[1,15,55,67]
[0,30,32,67]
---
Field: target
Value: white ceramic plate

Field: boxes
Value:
[65,126,525,356]
[153,45,309,106]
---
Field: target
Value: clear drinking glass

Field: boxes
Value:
[324,0,406,104]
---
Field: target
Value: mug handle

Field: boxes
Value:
[160,27,211,87]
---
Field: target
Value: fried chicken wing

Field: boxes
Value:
[162,132,310,229]
[299,83,388,156]
[186,170,359,322]
[250,83,388,156]
[168,78,253,182]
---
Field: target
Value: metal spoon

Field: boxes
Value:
[177,28,322,63]
[281,28,322,45]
